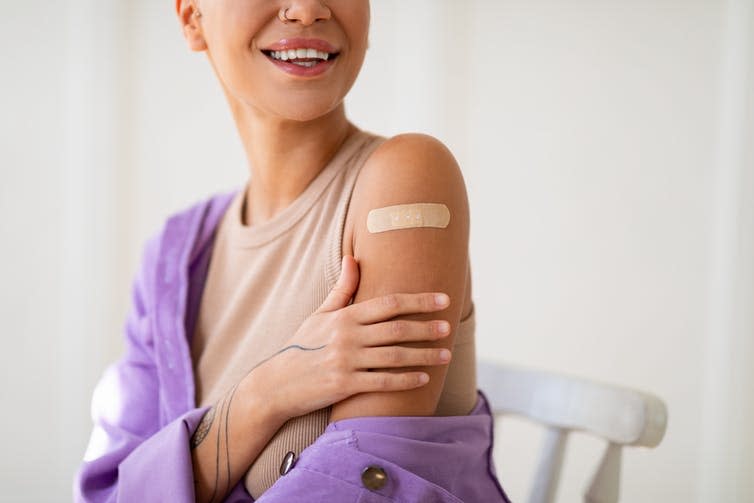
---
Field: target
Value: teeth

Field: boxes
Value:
[268,48,332,62]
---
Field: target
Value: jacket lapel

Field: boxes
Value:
[154,190,237,422]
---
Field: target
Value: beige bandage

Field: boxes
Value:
[367,203,451,234]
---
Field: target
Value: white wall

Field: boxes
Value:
[1,0,751,501]
[2,5,68,498]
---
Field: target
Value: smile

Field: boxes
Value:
[261,48,340,68]
[260,38,341,76]
[265,48,334,65]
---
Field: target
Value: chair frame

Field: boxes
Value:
[477,360,668,503]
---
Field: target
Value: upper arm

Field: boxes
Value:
[329,133,470,421]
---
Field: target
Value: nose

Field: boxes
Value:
[282,1,332,26]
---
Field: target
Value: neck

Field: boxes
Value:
[228,99,355,226]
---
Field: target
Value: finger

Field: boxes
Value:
[348,292,450,324]
[356,346,452,369]
[353,370,431,393]
[361,319,451,346]
[317,255,360,313]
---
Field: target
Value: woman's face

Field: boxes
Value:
[183,0,370,122]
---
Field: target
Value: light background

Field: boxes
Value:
[1,0,752,501]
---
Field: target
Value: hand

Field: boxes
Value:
[246,255,453,422]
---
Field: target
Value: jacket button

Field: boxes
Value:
[279,451,296,476]
[361,465,388,490]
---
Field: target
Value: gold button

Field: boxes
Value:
[279,451,296,476]
[361,465,388,490]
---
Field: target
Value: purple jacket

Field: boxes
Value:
[74,190,511,502]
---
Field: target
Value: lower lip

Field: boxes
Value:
[265,55,336,78]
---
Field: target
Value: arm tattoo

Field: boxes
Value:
[243,343,328,379]
[191,344,325,449]
[224,383,240,497]
[209,394,227,503]
[190,343,327,502]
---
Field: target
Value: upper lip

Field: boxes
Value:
[262,38,339,54]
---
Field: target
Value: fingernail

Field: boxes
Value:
[435,294,449,307]
[419,373,430,383]
[439,349,451,362]
[437,321,450,334]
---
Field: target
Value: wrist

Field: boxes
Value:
[238,364,288,429]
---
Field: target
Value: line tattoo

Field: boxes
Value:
[224,383,240,497]
[242,343,328,380]
[208,393,227,503]
[191,342,327,502]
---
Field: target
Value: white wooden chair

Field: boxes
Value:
[477,360,668,503]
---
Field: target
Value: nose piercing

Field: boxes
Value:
[278,7,291,23]
[190,0,202,18]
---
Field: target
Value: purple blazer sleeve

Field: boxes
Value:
[256,394,510,503]
[73,234,210,502]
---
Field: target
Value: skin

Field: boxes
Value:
[175,1,473,500]
[179,0,368,223]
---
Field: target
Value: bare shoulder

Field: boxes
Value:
[357,133,466,198]
[369,132,458,168]
[347,133,469,249]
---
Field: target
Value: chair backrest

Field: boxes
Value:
[477,360,668,503]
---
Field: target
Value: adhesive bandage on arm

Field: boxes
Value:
[366,203,451,234]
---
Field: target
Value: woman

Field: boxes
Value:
[75,1,510,501]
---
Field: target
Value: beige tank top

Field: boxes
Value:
[190,129,477,499]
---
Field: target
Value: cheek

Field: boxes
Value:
[202,3,274,89]
[203,0,270,53]
[332,0,370,42]
[343,6,370,64]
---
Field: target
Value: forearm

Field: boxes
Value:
[191,368,285,503]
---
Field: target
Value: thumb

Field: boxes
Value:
[317,255,360,313]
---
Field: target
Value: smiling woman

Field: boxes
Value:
[73,1,510,502]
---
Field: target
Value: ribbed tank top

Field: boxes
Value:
[190,129,478,499]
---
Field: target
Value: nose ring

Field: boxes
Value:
[279,7,291,23]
